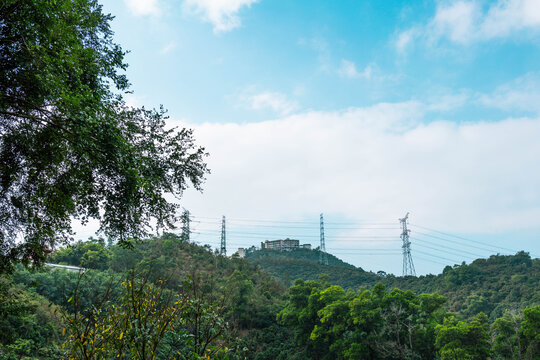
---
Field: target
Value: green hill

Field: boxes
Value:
[384,251,540,320]
[245,247,539,320]
[3,235,539,359]
[244,248,381,288]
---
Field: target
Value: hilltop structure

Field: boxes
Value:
[236,238,311,258]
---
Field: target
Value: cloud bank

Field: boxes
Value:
[179,101,540,237]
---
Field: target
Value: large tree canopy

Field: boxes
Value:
[0,0,209,272]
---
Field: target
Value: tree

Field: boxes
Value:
[0,277,62,359]
[62,272,187,360]
[492,311,523,359]
[521,305,540,359]
[435,313,491,360]
[49,237,111,270]
[0,0,209,272]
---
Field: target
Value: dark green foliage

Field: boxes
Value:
[13,266,122,311]
[492,311,525,359]
[0,0,209,273]
[278,279,448,359]
[384,251,540,320]
[435,313,492,360]
[245,248,380,288]
[3,234,540,359]
[246,248,357,270]
[491,305,540,360]
[48,237,111,270]
[242,325,307,360]
[0,277,62,359]
[6,233,284,358]
[521,305,540,358]
[249,248,539,321]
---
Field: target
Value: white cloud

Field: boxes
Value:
[338,60,373,79]
[177,100,540,238]
[396,0,540,50]
[429,1,479,44]
[124,0,161,17]
[183,0,259,33]
[241,91,300,115]
[478,72,540,113]
[481,0,540,38]
[396,28,417,53]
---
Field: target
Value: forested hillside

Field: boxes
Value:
[1,235,538,359]
[3,234,289,359]
[385,251,540,320]
[245,248,381,288]
[245,247,539,321]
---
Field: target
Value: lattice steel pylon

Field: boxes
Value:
[181,209,190,242]
[400,212,416,277]
[220,215,226,256]
[319,213,328,265]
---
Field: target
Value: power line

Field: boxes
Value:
[190,215,398,226]
[411,223,520,253]
[411,236,485,258]
[412,231,510,254]
[412,255,452,267]
[192,219,399,231]
[413,241,479,261]
[413,249,462,264]
[185,214,537,271]
[192,229,399,240]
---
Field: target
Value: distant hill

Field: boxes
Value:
[384,251,540,320]
[245,247,356,269]
[245,247,539,320]
[245,248,381,287]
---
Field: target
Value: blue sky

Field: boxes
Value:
[81,0,540,275]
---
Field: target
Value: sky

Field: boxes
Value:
[76,0,540,275]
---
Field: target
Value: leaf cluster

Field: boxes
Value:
[0,0,209,273]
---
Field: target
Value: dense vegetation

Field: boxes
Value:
[1,234,288,359]
[244,248,379,288]
[1,235,538,359]
[384,251,540,321]
[246,247,540,321]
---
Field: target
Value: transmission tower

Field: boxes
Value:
[220,215,226,256]
[400,212,416,277]
[181,209,190,242]
[319,213,328,265]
